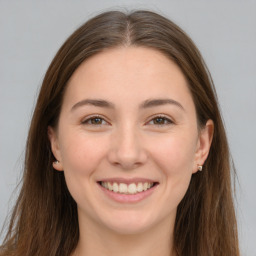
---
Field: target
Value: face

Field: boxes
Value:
[48,47,213,235]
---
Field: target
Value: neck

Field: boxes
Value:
[73,213,177,256]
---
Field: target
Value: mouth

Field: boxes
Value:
[97,180,159,196]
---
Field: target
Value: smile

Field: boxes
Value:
[99,181,155,194]
[97,178,159,203]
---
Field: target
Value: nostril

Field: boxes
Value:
[107,138,148,169]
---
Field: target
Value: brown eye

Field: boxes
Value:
[82,116,107,126]
[149,116,173,126]
[90,117,103,125]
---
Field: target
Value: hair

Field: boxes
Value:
[0,10,240,256]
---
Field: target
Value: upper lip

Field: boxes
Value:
[98,177,159,184]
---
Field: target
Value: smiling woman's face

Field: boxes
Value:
[48,46,212,235]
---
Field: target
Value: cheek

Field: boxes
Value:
[59,133,109,207]
[59,132,108,179]
[150,134,196,174]
[149,134,196,200]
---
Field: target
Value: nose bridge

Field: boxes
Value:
[108,121,147,169]
[118,123,139,155]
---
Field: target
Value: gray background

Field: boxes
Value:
[0,0,255,255]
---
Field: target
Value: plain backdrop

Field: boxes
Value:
[0,0,255,255]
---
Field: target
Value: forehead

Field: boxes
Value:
[63,46,194,110]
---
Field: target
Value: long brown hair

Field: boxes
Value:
[0,10,240,256]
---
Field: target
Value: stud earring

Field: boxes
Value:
[198,165,203,171]
[54,160,59,164]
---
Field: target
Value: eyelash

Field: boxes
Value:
[81,115,108,126]
[147,115,173,126]
[81,114,174,127]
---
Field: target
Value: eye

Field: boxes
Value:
[147,115,173,126]
[81,115,108,126]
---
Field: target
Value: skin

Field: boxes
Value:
[48,46,213,256]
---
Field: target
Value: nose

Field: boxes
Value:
[107,125,148,170]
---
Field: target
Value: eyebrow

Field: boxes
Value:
[71,98,185,111]
[71,99,115,111]
[139,98,185,110]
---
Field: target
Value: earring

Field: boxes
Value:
[54,160,59,164]
[198,165,203,171]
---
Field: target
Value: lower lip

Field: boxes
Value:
[98,183,158,203]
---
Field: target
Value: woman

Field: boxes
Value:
[0,10,240,256]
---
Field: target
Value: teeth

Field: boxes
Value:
[137,182,143,192]
[119,183,128,193]
[128,183,137,194]
[101,181,154,194]
[113,183,118,192]
[108,182,113,191]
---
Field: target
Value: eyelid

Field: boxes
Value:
[81,114,174,127]
[146,114,174,126]
[81,114,110,126]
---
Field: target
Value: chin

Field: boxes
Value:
[106,221,151,235]
[98,210,158,235]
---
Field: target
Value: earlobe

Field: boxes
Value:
[193,120,214,173]
[52,159,63,171]
[47,126,64,171]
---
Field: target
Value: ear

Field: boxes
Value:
[47,126,64,171]
[193,119,214,173]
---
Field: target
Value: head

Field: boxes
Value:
[2,10,239,256]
